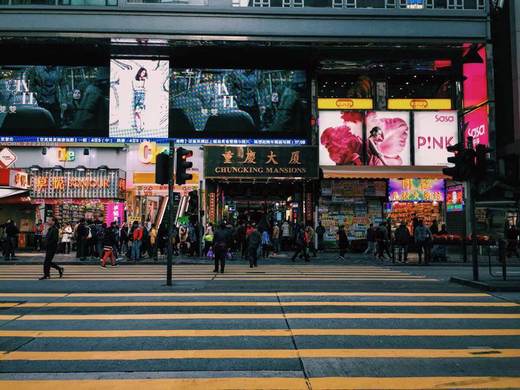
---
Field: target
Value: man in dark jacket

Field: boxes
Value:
[39,217,63,280]
[394,222,411,263]
[291,223,309,262]
[76,219,89,261]
[247,224,262,268]
[213,222,232,273]
[5,220,19,261]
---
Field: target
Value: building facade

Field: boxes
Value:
[1,0,505,246]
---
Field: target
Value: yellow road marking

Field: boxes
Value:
[1,377,520,390]
[1,348,519,361]
[0,292,489,298]
[13,301,518,308]
[0,315,18,321]
[15,313,520,321]
[0,278,437,281]
[1,328,519,338]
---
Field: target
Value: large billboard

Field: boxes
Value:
[414,111,458,166]
[464,105,489,147]
[109,59,170,139]
[319,111,364,166]
[0,65,109,137]
[366,111,411,166]
[170,69,308,137]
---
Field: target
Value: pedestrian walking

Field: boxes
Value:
[39,217,64,280]
[394,222,411,263]
[100,223,117,267]
[213,222,232,273]
[149,223,158,261]
[414,220,432,265]
[337,225,348,260]
[4,220,19,261]
[33,219,44,251]
[203,223,214,256]
[76,219,89,261]
[281,219,291,251]
[272,223,280,254]
[291,224,309,262]
[376,222,392,261]
[61,222,73,254]
[506,224,520,259]
[261,229,271,259]
[130,222,143,261]
[307,225,317,257]
[247,224,262,267]
[364,223,376,255]
[316,221,325,251]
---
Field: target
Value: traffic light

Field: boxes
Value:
[443,142,465,181]
[187,190,198,213]
[475,144,495,182]
[175,147,193,185]
[155,152,170,185]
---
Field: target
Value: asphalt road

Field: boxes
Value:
[0,261,519,389]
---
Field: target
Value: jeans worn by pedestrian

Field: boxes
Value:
[131,240,142,261]
[214,246,226,273]
[396,245,408,262]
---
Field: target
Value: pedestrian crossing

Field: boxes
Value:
[0,264,437,281]
[0,290,519,389]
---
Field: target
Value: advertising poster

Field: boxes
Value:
[414,111,458,166]
[446,184,464,212]
[109,59,169,139]
[463,45,487,109]
[170,69,307,135]
[464,105,489,147]
[365,111,411,166]
[319,111,363,166]
[0,65,109,137]
[388,179,445,202]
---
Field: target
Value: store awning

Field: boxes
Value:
[322,166,448,179]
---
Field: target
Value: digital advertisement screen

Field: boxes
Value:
[170,69,307,136]
[366,111,411,166]
[388,179,445,202]
[464,105,489,147]
[319,111,364,166]
[0,65,109,137]
[109,59,170,139]
[414,111,458,166]
[446,184,464,212]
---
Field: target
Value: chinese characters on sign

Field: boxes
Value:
[388,179,445,202]
[205,146,318,179]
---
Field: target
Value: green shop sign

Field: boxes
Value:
[204,146,318,179]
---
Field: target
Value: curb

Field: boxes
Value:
[450,276,520,292]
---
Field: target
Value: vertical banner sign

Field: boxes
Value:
[464,105,489,147]
[414,111,458,166]
[305,192,313,224]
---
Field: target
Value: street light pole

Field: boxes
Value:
[166,141,175,286]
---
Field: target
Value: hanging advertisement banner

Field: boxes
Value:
[317,98,373,110]
[414,111,458,166]
[464,105,489,147]
[319,111,364,166]
[446,184,464,212]
[387,99,452,110]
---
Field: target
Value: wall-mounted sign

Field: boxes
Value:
[10,170,29,189]
[446,184,464,212]
[30,168,126,199]
[464,105,489,147]
[387,99,452,110]
[388,179,445,202]
[366,111,411,166]
[0,147,16,168]
[204,146,318,179]
[57,148,75,162]
[414,111,458,166]
[317,98,373,110]
[137,142,168,164]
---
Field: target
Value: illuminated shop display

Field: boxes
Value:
[414,111,458,166]
[388,179,445,202]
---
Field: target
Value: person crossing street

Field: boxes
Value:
[39,217,63,280]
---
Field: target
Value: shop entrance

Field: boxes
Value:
[213,181,305,226]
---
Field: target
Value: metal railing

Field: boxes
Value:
[0,0,485,7]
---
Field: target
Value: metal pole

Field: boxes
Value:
[469,181,479,281]
[166,141,175,286]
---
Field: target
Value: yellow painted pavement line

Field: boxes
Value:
[2,377,520,390]
[0,315,18,321]
[13,301,518,308]
[0,278,437,281]
[1,328,520,338]
[310,377,520,389]
[0,292,488,298]
[15,313,520,321]
[1,348,520,361]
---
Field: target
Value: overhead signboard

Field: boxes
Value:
[387,99,452,110]
[0,148,17,168]
[414,111,458,166]
[317,98,373,110]
[204,146,318,179]
[388,179,445,202]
